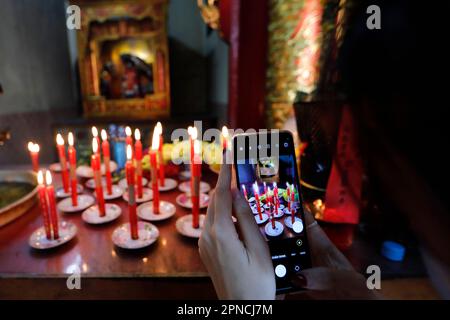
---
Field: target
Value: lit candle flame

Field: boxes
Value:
[134,128,141,141]
[56,134,64,146]
[151,126,160,151]
[68,132,74,146]
[28,142,39,152]
[91,126,98,137]
[221,126,229,138]
[101,129,107,141]
[189,126,198,140]
[156,122,162,135]
[45,170,52,185]
[37,170,44,185]
[194,139,201,155]
[27,141,34,151]
[273,182,277,189]
[253,182,259,195]
[92,138,98,154]
[126,144,132,161]
[125,126,132,137]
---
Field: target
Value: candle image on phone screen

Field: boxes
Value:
[233,131,311,293]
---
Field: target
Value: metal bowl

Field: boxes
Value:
[0,170,38,227]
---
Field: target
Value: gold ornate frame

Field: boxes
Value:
[72,0,170,119]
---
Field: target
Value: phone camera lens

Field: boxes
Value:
[284,142,288,147]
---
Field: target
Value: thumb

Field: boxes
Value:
[232,189,268,254]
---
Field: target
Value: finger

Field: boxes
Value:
[203,189,216,231]
[213,151,235,232]
[302,207,353,270]
[232,189,269,254]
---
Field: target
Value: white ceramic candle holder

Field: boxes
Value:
[137,201,176,221]
[112,221,159,249]
[57,194,95,213]
[55,184,83,199]
[284,216,304,233]
[158,178,178,192]
[82,204,122,225]
[254,213,270,224]
[122,187,153,203]
[264,220,284,237]
[178,181,211,194]
[118,177,149,190]
[48,162,70,172]
[175,214,206,238]
[29,221,77,249]
[175,193,210,209]
[102,185,124,200]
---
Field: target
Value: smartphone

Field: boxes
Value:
[233,130,312,293]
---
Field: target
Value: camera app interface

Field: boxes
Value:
[235,136,311,291]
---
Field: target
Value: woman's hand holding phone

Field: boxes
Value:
[198,152,276,300]
[199,150,379,299]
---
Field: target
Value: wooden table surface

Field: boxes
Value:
[0,165,431,299]
[0,165,218,299]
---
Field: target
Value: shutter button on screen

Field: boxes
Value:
[275,264,287,278]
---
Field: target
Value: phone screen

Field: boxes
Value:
[233,131,311,293]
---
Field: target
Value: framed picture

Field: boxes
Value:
[72,0,170,119]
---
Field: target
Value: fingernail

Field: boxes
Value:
[291,274,307,288]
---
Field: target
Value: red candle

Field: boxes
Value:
[188,126,198,164]
[156,122,165,187]
[270,206,276,229]
[273,182,279,213]
[241,184,248,201]
[56,134,69,193]
[221,126,229,150]
[150,127,160,214]
[37,171,52,240]
[45,171,59,239]
[91,138,105,217]
[27,142,39,172]
[67,132,78,207]
[134,129,143,199]
[290,184,295,224]
[91,126,100,155]
[126,145,138,240]
[267,186,272,212]
[191,139,202,228]
[253,183,263,220]
[101,129,112,195]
